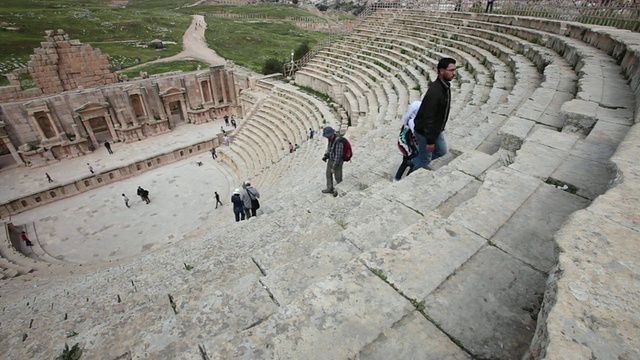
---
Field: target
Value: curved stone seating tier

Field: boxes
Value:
[1,9,639,360]
[219,82,337,183]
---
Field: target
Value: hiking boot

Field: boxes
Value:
[321,188,334,194]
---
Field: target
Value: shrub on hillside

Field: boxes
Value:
[263,57,284,75]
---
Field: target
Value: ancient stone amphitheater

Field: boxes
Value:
[1,6,639,360]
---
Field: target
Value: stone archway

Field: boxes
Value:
[74,102,117,147]
[87,116,111,142]
[35,111,57,139]
[159,87,187,128]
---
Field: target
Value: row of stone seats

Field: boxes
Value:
[377,9,577,155]
[399,12,578,135]
[0,222,54,285]
[405,10,640,357]
[218,82,338,182]
[342,12,510,147]
[2,10,637,360]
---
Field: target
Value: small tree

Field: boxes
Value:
[294,42,310,61]
[263,57,284,75]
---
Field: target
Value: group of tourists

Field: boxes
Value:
[120,186,151,208]
[230,181,261,222]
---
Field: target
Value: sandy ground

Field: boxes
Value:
[12,151,235,264]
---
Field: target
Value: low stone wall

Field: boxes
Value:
[0,137,221,218]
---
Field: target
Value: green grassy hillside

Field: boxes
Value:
[0,0,329,84]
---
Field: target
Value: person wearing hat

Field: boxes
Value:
[231,188,245,222]
[321,126,343,196]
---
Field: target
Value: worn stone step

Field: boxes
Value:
[214,259,414,359]
[377,167,476,217]
[423,245,547,359]
[355,311,471,359]
[343,193,424,251]
[360,214,486,302]
[260,239,361,306]
[491,182,591,273]
[449,166,543,240]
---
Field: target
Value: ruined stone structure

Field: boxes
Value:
[1,8,639,360]
[28,30,118,95]
[0,31,244,169]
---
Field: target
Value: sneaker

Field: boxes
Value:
[321,188,334,194]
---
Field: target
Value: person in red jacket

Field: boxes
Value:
[20,231,33,247]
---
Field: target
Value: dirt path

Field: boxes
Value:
[127,15,226,70]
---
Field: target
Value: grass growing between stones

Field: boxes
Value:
[364,263,478,358]
[119,60,209,79]
[56,343,82,360]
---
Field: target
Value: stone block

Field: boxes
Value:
[261,239,361,306]
[499,116,535,151]
[550,154,612,200]
[542,210,640,359]
[446,150,499,178]
[343,194,423,251]
[360,214,486,301]
[528,126,579,152]
[449,167,542,239]
[219,259,414,359]
[511,140,568,178]
[423,246,547,359]
[596,104,635,126]
[356,311,471,359]
[586,119,631,149]
[492,183,590,272]
[377,168,475,218]
[560,99,599,133]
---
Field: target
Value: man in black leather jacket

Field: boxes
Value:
[411,57,457,172]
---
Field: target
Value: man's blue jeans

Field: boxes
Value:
[410,132,447,173]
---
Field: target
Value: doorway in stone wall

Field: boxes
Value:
[130,94,146,120]
[169,101,184,127]
[87,116,112,143]
[34,111,57,139]
[0,140,18,169]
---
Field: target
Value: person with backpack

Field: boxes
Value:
[241,182,260,219]
[321,126,352,196]
[395,100,421,181]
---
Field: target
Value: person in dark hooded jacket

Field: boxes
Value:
[231,188,245,222]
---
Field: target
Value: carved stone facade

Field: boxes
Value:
[0,31,246,169]
[0,69,244,168]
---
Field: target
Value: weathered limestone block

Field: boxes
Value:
[499,116,535,151]
[218,259,414,359]
[531,210,640,360]
[560,99,599,133]
[449,167,542,239]
[356,311,472,359]
[360,214,486,302]
[424,246,546,359]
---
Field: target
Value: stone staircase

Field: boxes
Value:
[0,8,639,360]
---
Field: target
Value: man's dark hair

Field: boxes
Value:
[437,58,456,70]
